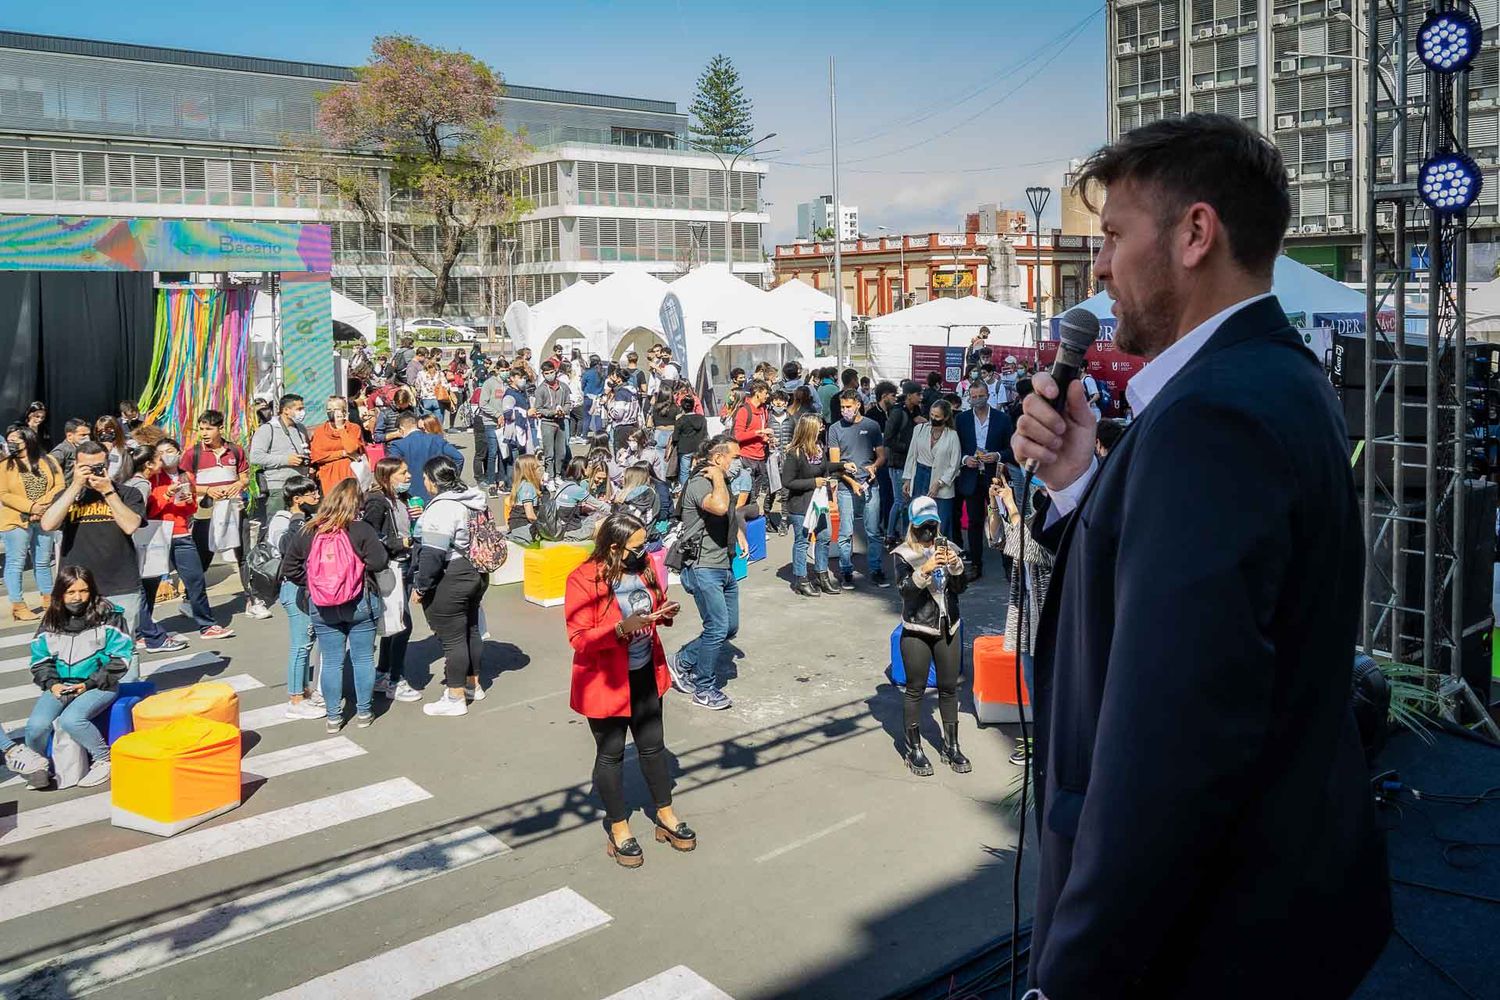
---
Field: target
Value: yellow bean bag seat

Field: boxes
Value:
[523,543,590,608]
[111,716,242,836]
[132,680,240,731]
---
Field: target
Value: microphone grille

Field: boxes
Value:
[1057,307,1100,353]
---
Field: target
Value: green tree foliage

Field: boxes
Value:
[689,54,755,153]
[291,35,532,315]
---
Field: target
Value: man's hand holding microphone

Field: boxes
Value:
[1009,306,1102,495]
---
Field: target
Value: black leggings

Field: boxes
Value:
[901,629,962,729]
[421,558,484,689]
[588,667,672,824]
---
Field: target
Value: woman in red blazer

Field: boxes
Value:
[565,511,695,868]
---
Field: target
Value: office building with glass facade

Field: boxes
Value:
[0,31,771,319]
[1106,0,1500,279]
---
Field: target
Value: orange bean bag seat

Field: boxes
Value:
[972,634,1031,725]
[111,716,242,836]
[132,681,240,732]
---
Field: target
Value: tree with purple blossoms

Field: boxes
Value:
[292,35,531,316]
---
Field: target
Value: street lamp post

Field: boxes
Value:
[380,173,400,353]
[683,132,778,268]
[1024,186,1052,351]
[877,225,906,312]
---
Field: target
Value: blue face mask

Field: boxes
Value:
[728,459,746,479]
[395,481,410,495]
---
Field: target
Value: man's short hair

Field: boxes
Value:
[278,393,303,414]
[75,439,108,460]
[837,389,862,405]
[1074,112,1289,278]
[1097,418,1128,453]
[396,413,419,431]
[926,372,942,388]
[626,352,639,363]
[730,367,746,380]
[748,379,770,397]
[64,418,90,436]
[770,388,791,403]
[875,380,898,400]
[198,410,225,428]
[901,380,922,397]
[782,361,801,379]
[840,368,858,387]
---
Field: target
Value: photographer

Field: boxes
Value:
[891,497,969,777]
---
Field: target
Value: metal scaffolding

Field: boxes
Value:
[1361,0,1495,729]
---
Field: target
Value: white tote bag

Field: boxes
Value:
[208,499,241,554]
[51,721,89,789]
[134,519,173,579]
[375,562,405,636]
[767,450,784,494]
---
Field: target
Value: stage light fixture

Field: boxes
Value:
[1417,8,1482,74]
[1418,152,1483,213]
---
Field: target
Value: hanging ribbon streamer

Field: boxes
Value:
[138,286,257,447]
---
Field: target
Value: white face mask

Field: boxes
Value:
[160,452,180,467]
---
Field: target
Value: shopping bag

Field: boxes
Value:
[208,500,240,554]
[767,450,784,494]
[134,519,173,578]
[51,720,89,789]
[350,457,374,491]
[375,563,405,636]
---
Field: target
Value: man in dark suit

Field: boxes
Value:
[1012,114,1389,999]
[954,380,1013,576]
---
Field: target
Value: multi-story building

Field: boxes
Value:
[772,231,1100,317]
[1105,0,1500,281]
[796,195,860,241]
[964,203,1030,237]
[0,31,771,321]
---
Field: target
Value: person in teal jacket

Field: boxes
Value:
[23,565,135,789]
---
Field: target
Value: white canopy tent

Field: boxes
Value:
[1466,279,1500,340]
[770,278,845,315]
[331,290,377,343]
[864,295,1033,382]
[595,269,672,359]
[665,266,815,390]
[507,279,608,357]
[248,287,377,400]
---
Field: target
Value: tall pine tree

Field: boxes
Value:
[689,54,754,153]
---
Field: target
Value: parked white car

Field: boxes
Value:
[403,317,480,342]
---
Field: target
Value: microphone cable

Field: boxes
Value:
[1007,470,1040,1000]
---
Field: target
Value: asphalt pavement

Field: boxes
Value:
[0,493,1033,1000]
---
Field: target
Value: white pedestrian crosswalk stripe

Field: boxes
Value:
[0,736,366,846]
[0,777,431,922]
[0,630,35,651]
[602,966,735,1000]
[260,887,612,1000]
[0,650,222,693]
[0,825,510,999]
[1,673,262,734]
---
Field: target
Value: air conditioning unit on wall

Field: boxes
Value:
[1328,214,1347,229]
[1278,59,1299,73]
[1118,42,1135,55]
[1277,114,1297,129]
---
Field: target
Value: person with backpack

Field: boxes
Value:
[413,456,498,717]
[249,394,311,516]
[280,478,389,732]
[668,395,708,491]
[142,438,234,640]
[184,410,264,621]
[260,475,325,721]
[361,458,420,703]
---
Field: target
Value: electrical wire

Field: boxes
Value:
[764,155,1078,176]
[779,6,1104,160]
[1390,926,1484,1000]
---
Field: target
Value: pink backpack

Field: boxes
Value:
[306,529,366,606]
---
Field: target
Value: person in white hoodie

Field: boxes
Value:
[412,455,489,717]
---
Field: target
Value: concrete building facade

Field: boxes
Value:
[796,194,860,241]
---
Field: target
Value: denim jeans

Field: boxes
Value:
[3,523,54,603]
[678,455,693,489]
[311,591,380,721]
[836,480,884,576]
[791,520,831,579]
[676,567,739,695]
[142,534,215,631]
[25,686,119,762]
[279,579,314,698]
[886,469,910,542]
[420,398,443,423]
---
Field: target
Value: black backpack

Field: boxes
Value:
[534,492,565,542]
[245,538,283,602]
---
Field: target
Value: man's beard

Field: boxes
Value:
[1111,242,1180,360]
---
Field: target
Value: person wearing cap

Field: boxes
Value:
[891,496,969,776]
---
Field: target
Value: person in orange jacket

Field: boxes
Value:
[308,396,365,495]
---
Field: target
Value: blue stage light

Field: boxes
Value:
[1418,152,1483,213]
[1418,9,1482,74]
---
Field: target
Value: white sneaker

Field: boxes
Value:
[285,700,324,720]
[3,743,51,789]
[305,689,326,709]
[373,676,394,698]
[465,681,486,702]
[244,600,273,620]
[423,691,469,717]
[393,679,422,703]
[78,759,112,788]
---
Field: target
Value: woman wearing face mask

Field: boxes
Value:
[362,457,420,702]
[92,416,133,483]
[142,438,231,639]
[891,496,970,776]
[565,512,691,868]
[781,413,840,597]
[123,444,188,654]
[902,399,961,542]
[0,425,64,622]
[309,396,365,495]
[268,475,325,720]
[412,455,491,717]
[22,565,136,788]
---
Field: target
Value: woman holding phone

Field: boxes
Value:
[564,511,695,868]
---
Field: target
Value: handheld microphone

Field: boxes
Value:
[1022,306,1100,475]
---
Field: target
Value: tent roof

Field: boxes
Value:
[865,294,1032,331]
[330,289,377,342]
[594,269,673,353]
[662,265,814,376]
[514,278,607,353]
[1069,254,1366,321]
[770,279,844,313]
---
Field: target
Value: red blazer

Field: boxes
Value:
[565,561,672,719]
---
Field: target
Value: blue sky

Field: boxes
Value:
[5,0,1108,242]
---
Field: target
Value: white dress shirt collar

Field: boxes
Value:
[1123,292,1274,416]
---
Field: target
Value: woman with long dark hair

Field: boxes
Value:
[413,455,490,716]
[902,398,962,541]
[565,512,693,868]
[0,425,64,622]
[361,457,419,702]
[280,478,389,732]
[22,565,136,788]
[92,416,134,483]
[23,401,49,449]
[781,413,841,597]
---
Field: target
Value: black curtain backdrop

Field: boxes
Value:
[0,272,156,446]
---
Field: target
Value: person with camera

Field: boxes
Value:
[41,439,145,634]
[565,512,694,868]
[891,496,969,777]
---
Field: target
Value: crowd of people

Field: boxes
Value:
[0,328,1083,864]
